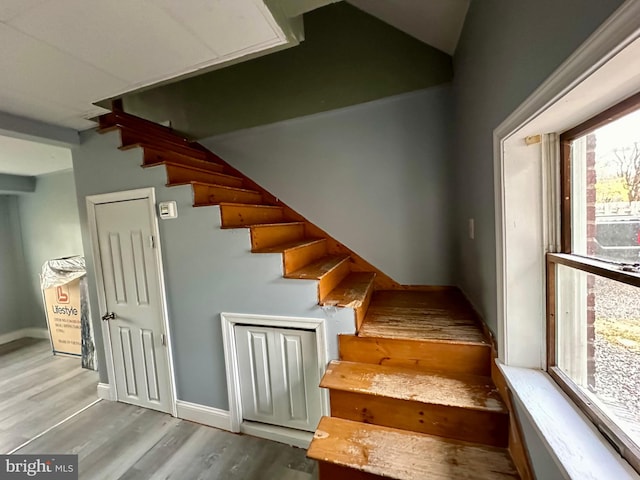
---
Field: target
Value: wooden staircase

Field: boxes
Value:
[96,110,528,480]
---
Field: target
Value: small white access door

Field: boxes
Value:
[89,190,173,414]
[235,325,322,432]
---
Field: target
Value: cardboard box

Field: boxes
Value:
[43,278,82,356]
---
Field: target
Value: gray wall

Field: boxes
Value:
[0,196,29,335]
[17,170,84,328]
[202,86,454,285]
[72,131,356,407]
[452,0,625,333]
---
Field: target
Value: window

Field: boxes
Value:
[548,93,640,473]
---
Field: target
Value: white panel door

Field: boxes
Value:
[94,198,172,413]
[235,325,322,432]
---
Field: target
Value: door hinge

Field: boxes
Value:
[160,333,166,346]
[150,235,156,249]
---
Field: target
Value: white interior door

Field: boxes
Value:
[93,196,172,413]
[235,325,322,432]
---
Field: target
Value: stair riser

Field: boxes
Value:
[250,224,305,250]
[193,185,262,206]
[120,129,212,161]
[318,463,386,480]
[319,260,351,301]
[283,241,328,274]
[355,284,374,332]
[329,390,509,447]
[143,148,224,173]
[339,335,491,376]
[219,205,285,228]
[165,165,243,188]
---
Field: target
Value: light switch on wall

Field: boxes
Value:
[469,218,475,240]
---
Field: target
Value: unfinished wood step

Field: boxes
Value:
[119,127,221,163]
[142,146,225,173]
[286,255,351,301]
[99,111,191,147]
[219,203,285,228]
[189,182,263,206]
[321,360,508,447]
[163,163,244,188]
[308,416,519,480]
[248,222,306,250]
[360,290,488,345]
[322,272,375,331]
[338,334,491,376]
[253,238,328,274]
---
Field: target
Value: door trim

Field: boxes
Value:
[86,187,177,417]
[221,312,330,440]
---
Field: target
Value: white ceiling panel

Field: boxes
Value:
[151,0,281,56]
[0,135,72,176]
[10,0,218,85]
[0,0,290,136]
[0,23,128,106]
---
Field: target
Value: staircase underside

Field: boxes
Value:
[96,109,524,480]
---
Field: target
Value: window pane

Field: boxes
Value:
[570,110,640,263]
[556,264,640,446]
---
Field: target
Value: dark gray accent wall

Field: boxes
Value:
[17,170,84,328]
[202,86,454,285]
[452,0,625,333]
[0,196,29,336]
[119,3,452,139]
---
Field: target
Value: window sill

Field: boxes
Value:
[499,363,639,480]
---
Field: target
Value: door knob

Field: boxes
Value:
[101,312,116,321]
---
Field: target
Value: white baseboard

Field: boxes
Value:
[175,400,232,432]
[0,327,49,345]
[240,421,312,449]
[97,383,115,401]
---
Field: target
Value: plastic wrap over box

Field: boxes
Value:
[41,256,96,370]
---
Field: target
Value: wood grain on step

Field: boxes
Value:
[286,255,352,301]
[219,203,285,228]
[164,163,243,188]
[338,335,491,376]
[322,361,506,413]
[251,238,329,274]
[142,147,224,172]
[249,223,306,250]
[191,183,262,206]
[360,291,487,344]
[308,417,519,480]
[321,272,375,330]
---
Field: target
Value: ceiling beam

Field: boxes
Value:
[0,110,80,147]
[0,173,36,194]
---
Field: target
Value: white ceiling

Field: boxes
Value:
[0,136,71,176]
[0,0,289,131]
[347,0,470,55]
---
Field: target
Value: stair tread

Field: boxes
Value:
[322,272,375,308]
[285,255,350,280]
[218,202,282,210]
[252,238,326,254]
[359,290,487,345]
[249,222,305,229]
[149,160,239,179]
[308,417,518,480]
[321,360,506,413]
[143,146,224,172]
[186,181,260,194]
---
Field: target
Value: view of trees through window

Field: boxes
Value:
[561,107,640,453]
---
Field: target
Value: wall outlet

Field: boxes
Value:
[469,218,475,240]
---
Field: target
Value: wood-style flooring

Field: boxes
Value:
[0,337,99,453]
[1,338,318,479]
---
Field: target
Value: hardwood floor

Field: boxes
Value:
[0,337,99,453]
[2,338,318,479]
